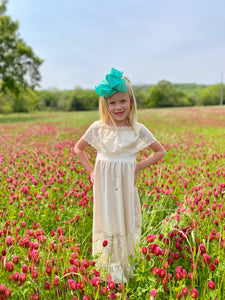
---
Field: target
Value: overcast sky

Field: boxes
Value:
[7,0,225,90]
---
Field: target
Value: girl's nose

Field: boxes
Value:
[115,102,122,110]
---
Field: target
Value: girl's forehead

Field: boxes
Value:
[108,92,129,101]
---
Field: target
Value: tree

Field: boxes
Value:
[36,90,60,111]
[132,85,151,108]
[68,87,99,111]
[0,89,13,113]
[12,88,37,112]
[0,0,43,96]
[147,80,191,108]
[199,84,225,106]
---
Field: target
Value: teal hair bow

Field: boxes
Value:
[95,68,127,98]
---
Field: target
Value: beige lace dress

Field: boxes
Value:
[82,121,156,283]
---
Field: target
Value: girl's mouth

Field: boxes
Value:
[115,111,124,116]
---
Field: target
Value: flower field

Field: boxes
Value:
[0,107,225,300]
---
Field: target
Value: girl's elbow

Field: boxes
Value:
[160,144,166,157]
[158,148,166,160]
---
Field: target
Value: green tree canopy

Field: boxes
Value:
[0,89,13,113]
[0,0,43,95]
[132,85,152,108]
[36,90,59,111]
[199,84,225,106]
[12,88,37,112]
[69,87,99,111]
[147,80,191,107]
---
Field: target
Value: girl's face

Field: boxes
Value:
[107,92,131,126]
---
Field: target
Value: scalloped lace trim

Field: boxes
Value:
[93,230,141,283]
[97,260,135,283]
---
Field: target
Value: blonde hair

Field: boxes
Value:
[99,78,138,130]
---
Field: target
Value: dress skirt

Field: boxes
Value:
[92,153,141,283]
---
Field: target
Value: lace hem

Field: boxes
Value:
[96,260,135,283]
[93,231,140,282]
[92,230,140,283]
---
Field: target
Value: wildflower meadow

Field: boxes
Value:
[0,107,224,300]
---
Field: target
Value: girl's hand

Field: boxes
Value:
[90,169,95,184]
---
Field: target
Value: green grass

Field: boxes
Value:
[0,111,99,126]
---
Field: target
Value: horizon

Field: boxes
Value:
[36,81,213,92]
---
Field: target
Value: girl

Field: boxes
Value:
[74,68,166,283]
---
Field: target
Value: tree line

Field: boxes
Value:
[0,81,224,113]
[0,1,224,113]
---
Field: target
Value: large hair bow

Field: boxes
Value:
[95,68,127,98]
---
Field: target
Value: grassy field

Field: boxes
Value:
[0,106,225,299]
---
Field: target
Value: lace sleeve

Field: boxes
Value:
[82,121,99,149]
[136,123,156,151]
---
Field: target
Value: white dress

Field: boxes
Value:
[82,121,156,283]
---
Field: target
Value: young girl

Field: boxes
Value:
[74,68,165,283]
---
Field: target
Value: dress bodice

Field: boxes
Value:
[82,121,156,157]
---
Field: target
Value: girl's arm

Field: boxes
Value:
[135,140,166,184]
[74,138,95,182]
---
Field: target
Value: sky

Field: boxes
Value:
[6,0,225,90]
